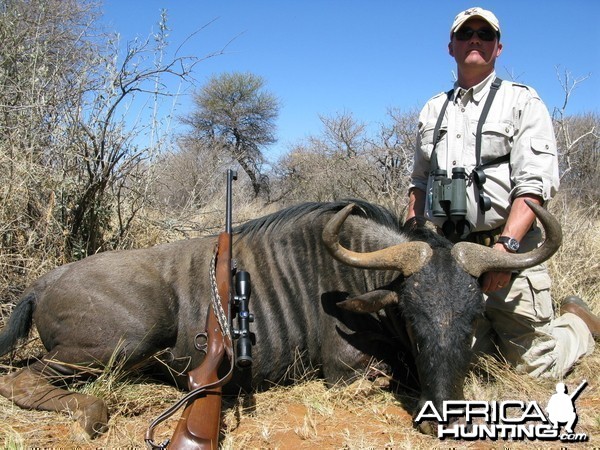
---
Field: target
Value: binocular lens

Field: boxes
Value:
[442,220,455,238]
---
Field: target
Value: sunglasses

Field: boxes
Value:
[454,27,498,42]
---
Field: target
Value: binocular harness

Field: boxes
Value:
[428,77,505,242]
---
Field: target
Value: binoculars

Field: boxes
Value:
[430,166,492,241]
[431,167,470,240]
[431,167,467,219]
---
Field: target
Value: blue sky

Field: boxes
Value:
[101,0,600,159]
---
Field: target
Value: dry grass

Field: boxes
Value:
[547,193,600,309]
[2,356,597,449]
[1,194,599,448]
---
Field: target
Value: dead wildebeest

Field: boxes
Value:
[0,199,560,437]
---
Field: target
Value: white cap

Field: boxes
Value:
[451,7,501,36]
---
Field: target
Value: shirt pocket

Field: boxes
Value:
[419,122,447,163]
[475,121,514,164]
[531,137,556,156]
[528,137,557,172]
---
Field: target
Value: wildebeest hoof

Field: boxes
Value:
[371,375,392,390]
[415,419,438,436]
[74,400,109,438]
[415,416,469,436]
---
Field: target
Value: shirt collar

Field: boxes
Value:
[453,71,497,103]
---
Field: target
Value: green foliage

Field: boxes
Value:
[180,71,280,199]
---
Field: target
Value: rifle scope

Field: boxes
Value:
[234,270,255,368]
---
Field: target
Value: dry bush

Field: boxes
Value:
[270,109,417,218]
[547,191,600,309]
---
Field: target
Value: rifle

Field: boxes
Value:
[146,169,255,449]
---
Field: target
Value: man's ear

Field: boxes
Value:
[496,42,503,57]
[448,41,454,57]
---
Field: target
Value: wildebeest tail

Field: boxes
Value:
[0,293,36,357]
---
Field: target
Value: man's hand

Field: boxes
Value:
[481,194,543,292]
[481,243,512,292]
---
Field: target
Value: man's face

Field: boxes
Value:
[448,18,502,71]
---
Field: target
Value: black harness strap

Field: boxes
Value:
[478,152,511,169]
[429,77,508,218]
[430,89,453,173]
[475,77,503,167]
[431,77,504,170]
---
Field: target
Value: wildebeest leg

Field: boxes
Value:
[320,293,397,384]
[320,322,397,385]
[0,361,108,437]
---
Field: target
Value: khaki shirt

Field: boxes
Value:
[410,72,559,232]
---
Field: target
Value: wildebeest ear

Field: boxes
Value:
[338,289,400,313]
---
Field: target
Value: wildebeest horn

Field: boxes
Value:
[451,200,562,277]
[322,204,432,277]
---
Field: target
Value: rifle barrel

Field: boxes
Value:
[225,169,237,234]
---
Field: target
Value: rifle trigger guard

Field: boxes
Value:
[145,438,170,450]
[194,332,208,353]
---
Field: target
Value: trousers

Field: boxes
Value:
[471,228,595,378]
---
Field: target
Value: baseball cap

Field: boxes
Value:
[451,7,501,37]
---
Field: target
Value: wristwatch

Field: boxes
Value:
[497,236,519,253]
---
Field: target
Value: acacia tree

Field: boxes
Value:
[180,72,280,199]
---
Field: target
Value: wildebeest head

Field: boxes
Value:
[322,200,562,434]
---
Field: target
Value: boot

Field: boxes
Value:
[560,296,600,338]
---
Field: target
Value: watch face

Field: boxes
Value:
[499,236,519,251]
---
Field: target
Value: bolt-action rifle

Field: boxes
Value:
[146,169,255,449]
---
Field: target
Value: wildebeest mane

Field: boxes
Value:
[235,199,401,238]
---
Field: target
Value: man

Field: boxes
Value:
[407,7,598,378]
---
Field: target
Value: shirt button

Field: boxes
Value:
[452,160,457,165]
[461,108,465,112]
[457,134,461,139]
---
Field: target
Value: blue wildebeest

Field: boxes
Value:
[0,199,560,437]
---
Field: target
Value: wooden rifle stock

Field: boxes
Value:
[168,231,234,450]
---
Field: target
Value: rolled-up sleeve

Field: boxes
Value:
[510,95,560,201]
